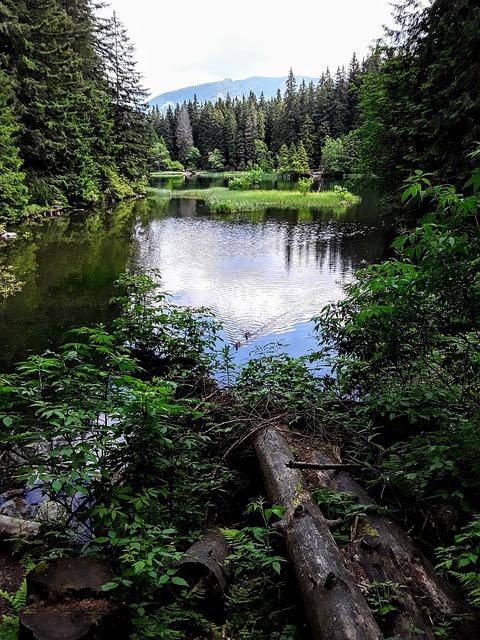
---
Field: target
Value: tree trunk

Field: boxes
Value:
[254,426,383,640]
[176,528,229,599]
[312,451,477,639]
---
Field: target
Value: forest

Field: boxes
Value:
[0,0,152,221]
[0,1,479,639]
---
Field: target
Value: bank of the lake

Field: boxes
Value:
[151,186,359,213]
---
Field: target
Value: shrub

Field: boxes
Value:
[228,167,263,190]
[297,177,314,194]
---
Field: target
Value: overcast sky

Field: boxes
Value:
[103,0,395,98]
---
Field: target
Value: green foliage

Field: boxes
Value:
[254,140,274,171]
[321,130,359,175]
[103,167,136,200]
[207,148,224,171]
[222,499,286,578]
[357,2,480,191]
[112,272,220,375]
[0,560,34,640]
[151,62,362,173]
[278,143,310,175]
[151,137,184,172]
[0,72,28,220]
[228,167,263,190]
[296,177,313,194]
[185,146,201,170]
[0,616,18,640]
[366,581,403,619]
[153,185,358,213]
[436,515,480,607]
[0,576,28,616]
[0,274,229,627]
[0,0,151,216]
[312,488,385,546]
[0,266,24,299]
[314,157,480,607]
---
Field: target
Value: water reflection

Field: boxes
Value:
[0,192,390,368]
[132,196,390,358]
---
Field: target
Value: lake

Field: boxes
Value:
[0,179,391,370]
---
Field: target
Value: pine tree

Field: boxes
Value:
[277,144,290,174]
[277,144,290,175]
[97,10,150,183]
[282,68,300,144]
[175,105,194,161]
[300,115,316,167]
[223,109,237,168]
[0,72,28,219]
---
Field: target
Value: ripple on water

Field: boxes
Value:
[131,204,389,356]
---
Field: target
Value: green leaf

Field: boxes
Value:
[171,576,189,587]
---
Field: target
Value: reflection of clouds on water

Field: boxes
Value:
[132,203,388,349]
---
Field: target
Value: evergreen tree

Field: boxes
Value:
[300,114,316,167]
[98,10,150,183]
[282,68,300,144]
[277,144,290,174]
[175,105,194,162]
[0,72,28,219]
[223,108,237,167]
[295,141,310,174]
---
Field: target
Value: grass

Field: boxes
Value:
[149,186,360,213]
[150,171,184,177]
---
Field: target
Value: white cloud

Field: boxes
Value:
[101,0,394,97]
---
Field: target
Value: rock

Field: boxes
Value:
[34,500,67,524]
[1,231,17,240]
[0,514,40,538]
[27,557,115,601]
[0,496,34,519]
[19,600,128,640]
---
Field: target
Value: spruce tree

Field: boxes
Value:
[300,115,316,167]
[283,68,300,144]
[277,144,290,174]
[175,105,194,162]
[0,72,28,220]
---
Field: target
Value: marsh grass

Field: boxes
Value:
[150,186,359,213]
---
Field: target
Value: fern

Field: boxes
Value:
[0,578,27,616]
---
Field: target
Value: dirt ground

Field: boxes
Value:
[0,549,24,621]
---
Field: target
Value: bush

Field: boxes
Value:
[321,130,359,175]
[228,167,263,190]
[297,177,313,194]
[314,158,480,607]
[207,148,224,171]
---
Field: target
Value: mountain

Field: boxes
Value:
[149,75,318,111]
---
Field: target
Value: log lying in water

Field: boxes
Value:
[176,528,229,599]
[254,426,383,640]
[313,451,477,639]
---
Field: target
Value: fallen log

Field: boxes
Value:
[176,528,229,599]
[254,426,383,640]
[287,460,360,471]
[312,450,477,639]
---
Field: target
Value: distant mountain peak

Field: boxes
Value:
[149,74,318,111]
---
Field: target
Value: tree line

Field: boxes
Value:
[151,58,365,174]
[152,0,479,198]
[0,0,153,221]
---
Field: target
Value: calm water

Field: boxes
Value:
[0,185,390,369]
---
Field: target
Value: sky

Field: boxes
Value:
[103,0,395,99]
